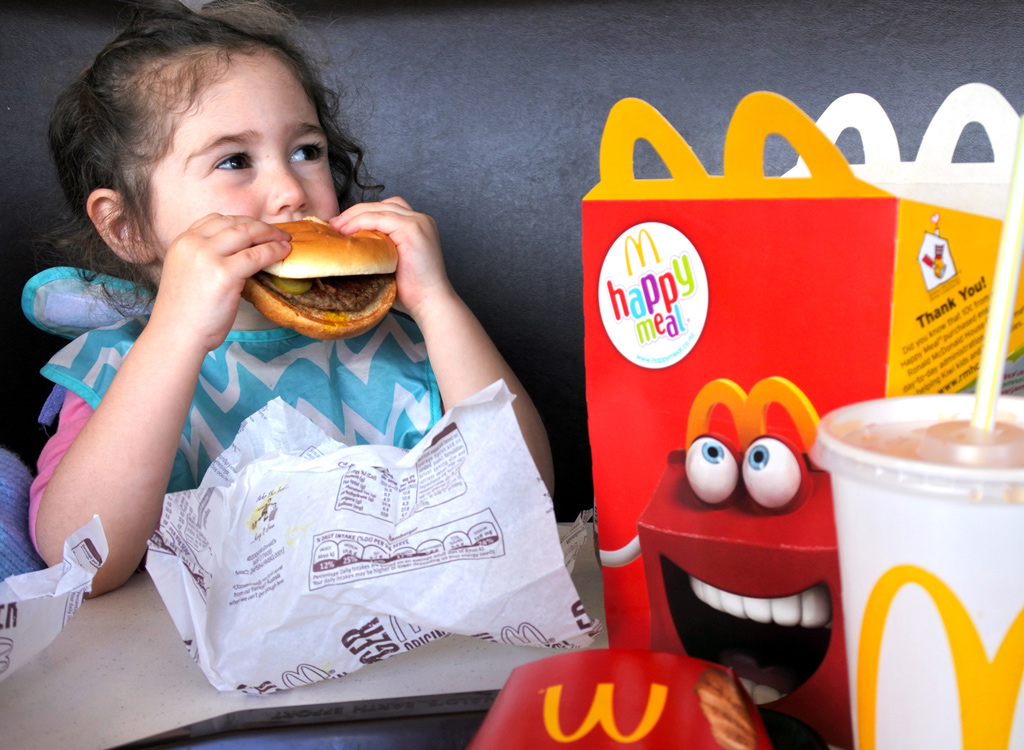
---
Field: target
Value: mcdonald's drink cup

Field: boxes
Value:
[812,393,1024,750]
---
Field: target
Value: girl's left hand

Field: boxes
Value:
[333,198,555,494]
[330,197,453,321]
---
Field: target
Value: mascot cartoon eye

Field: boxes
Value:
[743,437,802,510]
[686,436,738,505]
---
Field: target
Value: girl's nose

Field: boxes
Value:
[266,165,308,218]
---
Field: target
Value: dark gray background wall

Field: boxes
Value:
[2,0,1020,519]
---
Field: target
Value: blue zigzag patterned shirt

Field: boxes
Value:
[41,313,442,493]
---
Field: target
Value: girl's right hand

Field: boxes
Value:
[34,213,290,595]
[148,213,292,353]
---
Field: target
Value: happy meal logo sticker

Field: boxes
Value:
[918,213,957,291]
[598,222,709,369]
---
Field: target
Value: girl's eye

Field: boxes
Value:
[685,436,738,505]
[742,437,803,510]
[216,153,250,170]
[290,144,323,162]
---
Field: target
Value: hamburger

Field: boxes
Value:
[242,217,398,339]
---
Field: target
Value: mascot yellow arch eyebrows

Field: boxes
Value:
[686,376,819,450]
[609,376,852,748]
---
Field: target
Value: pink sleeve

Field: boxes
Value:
[28,391,94,551]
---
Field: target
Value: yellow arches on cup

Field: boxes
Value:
[858,564,1024,750]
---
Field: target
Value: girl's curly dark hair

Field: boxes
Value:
[48,0,380,304]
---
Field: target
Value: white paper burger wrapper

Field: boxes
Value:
[0,516,107,683]
[146,380,601,693]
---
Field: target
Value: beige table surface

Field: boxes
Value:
[0,523,606,750]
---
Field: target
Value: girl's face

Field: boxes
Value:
[147,52,340,256]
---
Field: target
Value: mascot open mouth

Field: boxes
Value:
[661,556,832,705]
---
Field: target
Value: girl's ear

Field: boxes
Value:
[87,188,157,264]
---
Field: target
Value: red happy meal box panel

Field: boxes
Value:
[467,648,775,749]
[584,94,892,646]
[581,92,1006,749]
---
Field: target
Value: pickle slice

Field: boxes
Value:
[269,275,313,294]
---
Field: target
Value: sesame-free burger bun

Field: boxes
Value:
[242,217,398,340]
[264,219,398,277]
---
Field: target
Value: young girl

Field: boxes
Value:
[30,0,553,595]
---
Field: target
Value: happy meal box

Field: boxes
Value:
[467,649,778,749]
[581,89,1024,748]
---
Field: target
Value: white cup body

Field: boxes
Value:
[813,394,1024,750]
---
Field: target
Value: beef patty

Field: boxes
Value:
[255,272,393,313]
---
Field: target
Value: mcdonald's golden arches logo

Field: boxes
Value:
[858,565,1024,750]
[542,681,668,743]
[624,228,661,276]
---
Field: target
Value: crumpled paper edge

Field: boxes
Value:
[0,516,107,682]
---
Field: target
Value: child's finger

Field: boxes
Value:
[334,208,438,251]
[380,195,412,210]
[223,220,292,257]
[229,238,293,278]
[331,198,416,232]
[168,215,291,283]
[188,214,290,251]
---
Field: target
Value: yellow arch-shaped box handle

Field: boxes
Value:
[585,92,889,200]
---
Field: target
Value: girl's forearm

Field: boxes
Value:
[413,289,555,495]
[35,320,206,594]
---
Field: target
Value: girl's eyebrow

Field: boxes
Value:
[294,122,326,140]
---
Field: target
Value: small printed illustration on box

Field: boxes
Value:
[918,212,957,291]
